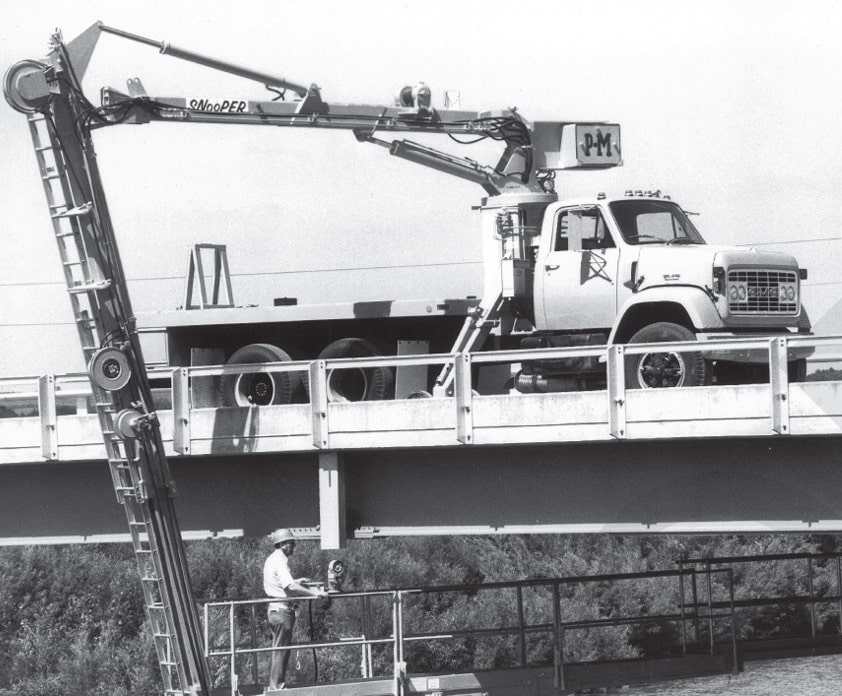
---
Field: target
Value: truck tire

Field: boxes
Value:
[220,343,299,406]
[317,338,395,402]
[625,322,709,389]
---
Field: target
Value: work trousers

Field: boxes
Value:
[268,607,296,688]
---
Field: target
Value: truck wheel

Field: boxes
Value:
[317,338,395,402]
[220,343,299,406]
[625,322,709,389]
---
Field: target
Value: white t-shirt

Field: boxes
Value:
[264,549,295,611]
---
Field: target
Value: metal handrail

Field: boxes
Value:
[2,332,841,396]
[678,551,842,644]
[3,333,842,460]
[202,567,737,696]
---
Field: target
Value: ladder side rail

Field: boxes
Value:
[25,57,213,696]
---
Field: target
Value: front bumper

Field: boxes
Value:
[696,332,815,363]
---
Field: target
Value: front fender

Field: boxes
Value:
[609,285,724,344]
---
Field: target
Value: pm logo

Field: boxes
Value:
[581,131,615,158]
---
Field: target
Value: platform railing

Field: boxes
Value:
[201,567,737,696]
[2,333,841,461]
[678,551,842,649]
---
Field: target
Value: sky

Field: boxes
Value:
[1,0,841,376]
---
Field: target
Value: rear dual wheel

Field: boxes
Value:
[317,338,395,402]
[220,339,395,406]
[220,343,300,406]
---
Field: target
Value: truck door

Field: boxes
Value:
[537,207,620,331]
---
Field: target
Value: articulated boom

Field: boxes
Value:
[5,22,558,195]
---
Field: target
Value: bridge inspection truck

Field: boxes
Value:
[6,22,812,408]
[3,21,814,696]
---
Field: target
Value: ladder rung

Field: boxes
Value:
[68,280,113,294]
[35,144,53,152]
[41,171,61,181]
[52,203,92,218]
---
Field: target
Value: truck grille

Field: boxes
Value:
[727,269,799,315]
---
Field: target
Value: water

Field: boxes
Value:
[613,656,842,695]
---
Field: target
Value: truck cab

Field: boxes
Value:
[501,190,810,389]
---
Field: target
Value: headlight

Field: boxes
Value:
[728,282,747,301]
[778,284,796,302]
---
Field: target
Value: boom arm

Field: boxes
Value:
[5,23,561,196]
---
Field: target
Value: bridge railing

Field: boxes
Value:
[201,567,737,696]
[2,333,841,461]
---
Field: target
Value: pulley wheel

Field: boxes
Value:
[3,60,50,114]
[88,347,132,391]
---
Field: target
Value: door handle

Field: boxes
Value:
[545,264,559,271]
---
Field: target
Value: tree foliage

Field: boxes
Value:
[0,534,840,694]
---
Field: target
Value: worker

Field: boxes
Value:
[263,528,328,690]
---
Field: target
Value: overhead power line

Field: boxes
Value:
[739,237,842,246]
[0,260,483,288]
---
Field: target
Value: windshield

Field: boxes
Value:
[608,200,705,245]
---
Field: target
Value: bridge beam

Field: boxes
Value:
[1,435,840,546]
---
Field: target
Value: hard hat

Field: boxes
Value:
[270,528,295,546]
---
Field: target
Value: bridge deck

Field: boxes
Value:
[1,337,841,547]
[2,380,841,465]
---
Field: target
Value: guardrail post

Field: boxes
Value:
[516,585,527,666]
[727,568,739,674]
[454,353,474,445]
[677,564,688,656]
[362,595,372,678]
[769,337,790,435]
[551,581,565,691]
[203,603,210,660]
[393,591,406,696]
[38,374,58,460]
[172,367,190,454]
[807,557,816,638]
[837,556,842,636]
[706,562,714,655]
[310,360,329,449]
[230,602,237,696]
[607,345,626,439]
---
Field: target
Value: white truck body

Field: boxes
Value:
[139,190,810,399]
